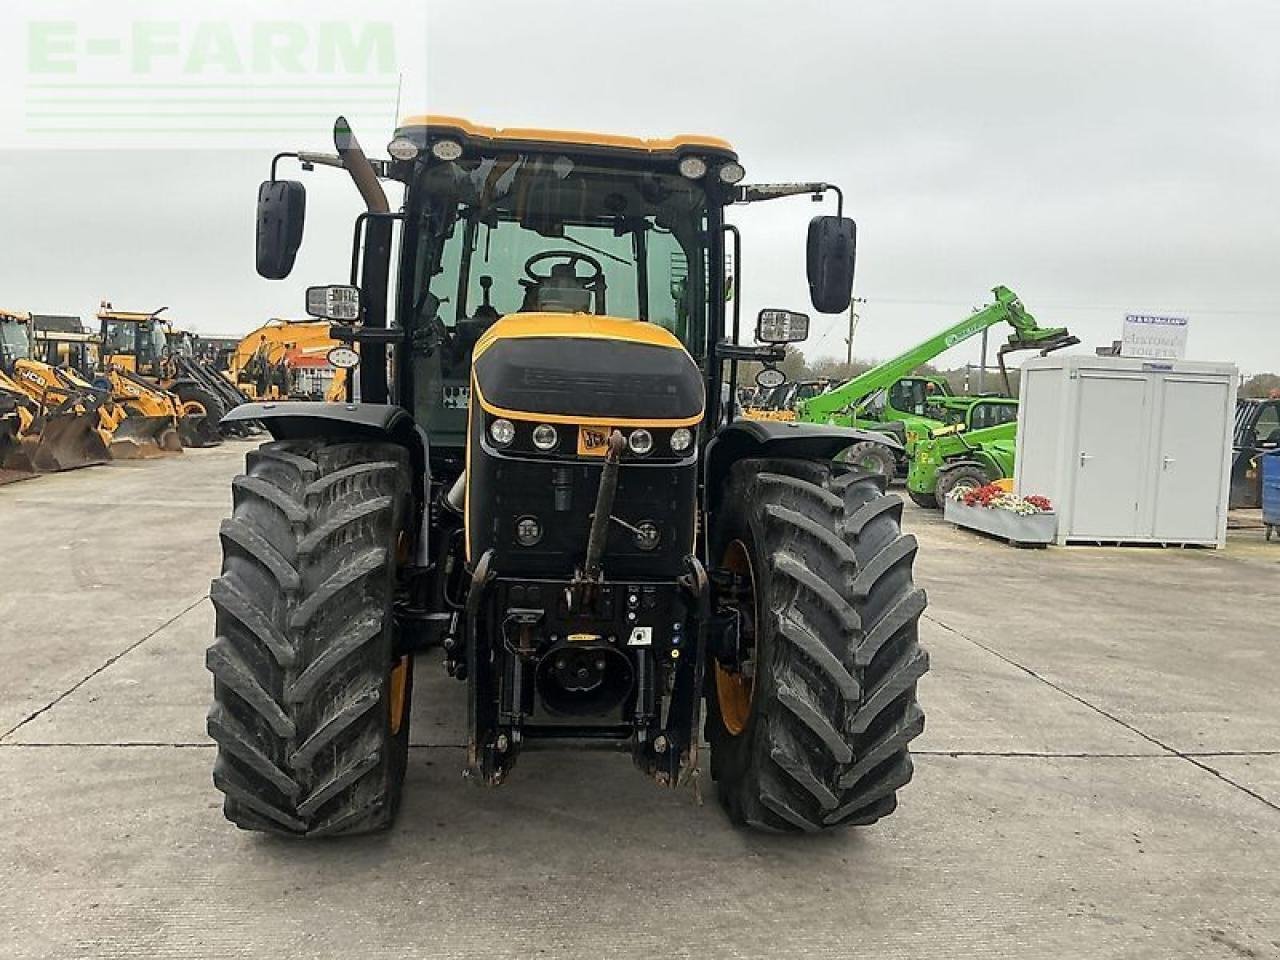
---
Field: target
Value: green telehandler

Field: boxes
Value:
[906,397,1020,507]
[794,286,1076,478]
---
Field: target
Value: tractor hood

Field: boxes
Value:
[471,313,704,426]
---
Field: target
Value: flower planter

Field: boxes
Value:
[944,498,1057,547]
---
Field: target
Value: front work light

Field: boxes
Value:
[387,137,421,161]
[490,418,515,447]
[628,429,654,455]
[670,428,694,453]
[718,162,746,184]
[430,139,463,161]
[515,516,543,547]
[532,423,559,451]
[678,156,707,180]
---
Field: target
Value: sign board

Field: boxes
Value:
[1121,314,1188,360]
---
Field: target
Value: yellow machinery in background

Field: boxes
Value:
[0,310,114,471]
[229,320,348,402]
[97,304,220,449]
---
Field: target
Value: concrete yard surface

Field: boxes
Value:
[1,441,1278,959]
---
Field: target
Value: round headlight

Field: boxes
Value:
[387,137,421,161]
[669,427,694,453]
[628,429,654,455]
[678,156,707,180]
[532,423,559,451]
[430,139,463,161]
[489,418,515,447]
[718,162,745,184]
[633,521,661,551]
[515,516,543,547]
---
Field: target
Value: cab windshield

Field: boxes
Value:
[0,320,31,364]
[407,154,710,374]
[142,322,168,362]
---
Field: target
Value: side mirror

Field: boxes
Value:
[306,285,361,321]
[806,215,856,313]
[256,180,307,280]
[756,308,810,344]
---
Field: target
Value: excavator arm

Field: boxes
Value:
[797,285,1074,422]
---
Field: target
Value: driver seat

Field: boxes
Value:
[520,263,594,314]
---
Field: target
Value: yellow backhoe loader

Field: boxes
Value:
[0,310,113,472]
[97,305,214,450]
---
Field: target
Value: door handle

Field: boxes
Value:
[1162,456,1176,469]
[1079,452,1093,467]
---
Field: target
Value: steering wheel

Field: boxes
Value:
[524,250,605,285]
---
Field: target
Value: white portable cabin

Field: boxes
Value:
[1014,355,1237,547]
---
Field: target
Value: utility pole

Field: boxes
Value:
[978,327,988,393]
[845,297,867,369]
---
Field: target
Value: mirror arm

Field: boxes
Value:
[716,341,785,363]
[735,182,843,217]
[329,325,406,346]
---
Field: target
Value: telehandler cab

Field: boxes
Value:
[208,116,928,836]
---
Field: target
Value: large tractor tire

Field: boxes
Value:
[207,439,415,837]
[934,463,991,507]
[839,440,898,483]
[707,459,928,833]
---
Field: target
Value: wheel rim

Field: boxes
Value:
[859,453,888,475]
[388,656,410,736]
[714,539,758,736]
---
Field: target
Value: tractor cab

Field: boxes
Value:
[0,310,32,372]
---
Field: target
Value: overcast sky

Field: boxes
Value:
[1,0,1277,374]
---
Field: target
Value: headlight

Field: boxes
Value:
[718,162,745,184]
[515,516,543,546]
[678,156,707,179]
[430,139,463,161]
[633,521,661,551]
[628,429,653,455]
[387,137,420,161]
[670,427,694,453]
[531,423,559,451]
[489,418,515,447]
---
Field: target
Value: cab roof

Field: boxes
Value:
[97,309,162,322]
[0,309,31,322]
[396,114,736,159]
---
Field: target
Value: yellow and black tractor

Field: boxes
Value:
[206,116,928,837]
[0,309,114,472]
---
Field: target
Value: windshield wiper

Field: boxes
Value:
[562,232,632,266]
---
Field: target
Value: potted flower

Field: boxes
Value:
[943,483,1057,546]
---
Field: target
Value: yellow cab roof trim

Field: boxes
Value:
[397,114,735,158]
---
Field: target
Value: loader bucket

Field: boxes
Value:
[0,424,37,484]
[108,414,183,459]
[25,408,112,472]
[176,410,220,448]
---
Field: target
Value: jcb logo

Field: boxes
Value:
[577,427,611,457]
[18,369,43,386]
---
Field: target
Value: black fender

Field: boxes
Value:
[705,418,902,513]
[223,401,430,517]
